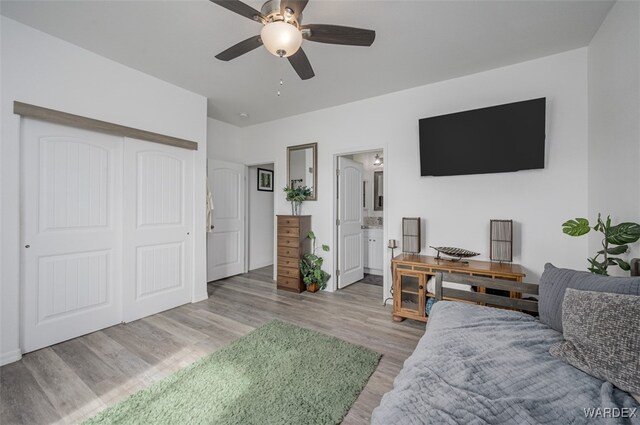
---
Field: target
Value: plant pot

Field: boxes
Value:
[307,283,319,293]
[290,201,302,216]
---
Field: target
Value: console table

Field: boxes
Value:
[392,254,526,322]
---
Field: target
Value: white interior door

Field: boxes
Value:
[207,159,245,281]
[122,138,193,322]
[22,120,123,353]
[338,157,364,288]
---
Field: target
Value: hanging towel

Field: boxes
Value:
[206,180,215,233]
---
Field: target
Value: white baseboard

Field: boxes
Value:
[364,268,383,276]
[192,291,209,303]
[249,261,273,271]
[1,349,22,366]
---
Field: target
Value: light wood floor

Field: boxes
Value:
[0,266,425,425]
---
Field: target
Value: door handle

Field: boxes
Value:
[210,225,215,230]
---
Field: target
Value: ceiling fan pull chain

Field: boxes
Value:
[277,60,285,97]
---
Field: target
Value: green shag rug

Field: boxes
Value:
[84,320,381,425]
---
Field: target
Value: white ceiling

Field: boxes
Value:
[1,0,613,127]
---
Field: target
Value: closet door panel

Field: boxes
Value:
[22,119,123,353]
[122,138,193,322]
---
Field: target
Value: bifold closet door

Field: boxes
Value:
[122,138,193,322]
[22,119,123,353]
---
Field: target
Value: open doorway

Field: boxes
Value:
[335,150,385,292]
[247,164,275,277]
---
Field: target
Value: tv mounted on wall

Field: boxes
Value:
[419,98,546,177]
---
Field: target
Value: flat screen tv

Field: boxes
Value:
[419,98,546,177]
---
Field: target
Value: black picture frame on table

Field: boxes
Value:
[257,168,274,192]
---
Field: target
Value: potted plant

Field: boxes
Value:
[299,231,330,292]
[562,213,640,275]
[283,185,312,215]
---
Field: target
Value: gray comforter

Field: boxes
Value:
[372,302,639,425]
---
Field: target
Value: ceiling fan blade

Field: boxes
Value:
[215,35,263,61]
[288,48,315,80]
[280,0,309,22]
[209,0,265,22]
[302,24,375,46]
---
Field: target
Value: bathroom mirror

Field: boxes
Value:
[374,171,383,211]
[287,142,317,201]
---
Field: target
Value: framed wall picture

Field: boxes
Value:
[257,168,274,192]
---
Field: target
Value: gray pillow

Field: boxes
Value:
[549,289,640,396]
[539,263,640,332]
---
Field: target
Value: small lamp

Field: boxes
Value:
[388,239,398,258]
[384,239,398,307]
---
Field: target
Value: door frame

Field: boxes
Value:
[244,160,276,277]
[332,147,389,302]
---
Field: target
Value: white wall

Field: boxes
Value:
[0,17,208,365]
[588,1,640,271]
[248,164,275,270]
[236,48,590,298]
[207,117,243,162]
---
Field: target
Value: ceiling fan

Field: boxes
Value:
[210,0,376,80]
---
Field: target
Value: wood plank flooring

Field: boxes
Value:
[0,266,425,425]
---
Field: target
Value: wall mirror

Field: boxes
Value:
[374,170,383,211]
[287,142,317,200]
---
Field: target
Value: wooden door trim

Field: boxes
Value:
[13,101,198,151]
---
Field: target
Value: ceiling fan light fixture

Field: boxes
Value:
[373,154,383,166]
[260,21,302,57]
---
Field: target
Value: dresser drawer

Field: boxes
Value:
[278,246,299,258]
[278,256,299,268]
[278,266,300,279]
[278,237,299,248]
[278,226,300,238]
[278,216,299,228]
[277,276,300,290]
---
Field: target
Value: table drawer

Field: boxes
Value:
[278,237,299,248]
[278,246,299,258]
[277,216,299,228]
[278,266,300,279]
[278,256,299,268]
[278,226,300,238]
[278,276,300,290]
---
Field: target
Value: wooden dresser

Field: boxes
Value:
[276,215,311,292]
[392,254,526,322]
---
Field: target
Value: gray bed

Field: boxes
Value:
[371,301,639,425]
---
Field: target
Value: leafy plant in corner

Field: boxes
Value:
[299,231,330,292]
[283,185,312,215]
[562,213,640,275]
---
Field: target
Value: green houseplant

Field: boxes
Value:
[299,231,330,293]
[283,185,312,215]
[562,213,640,275]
